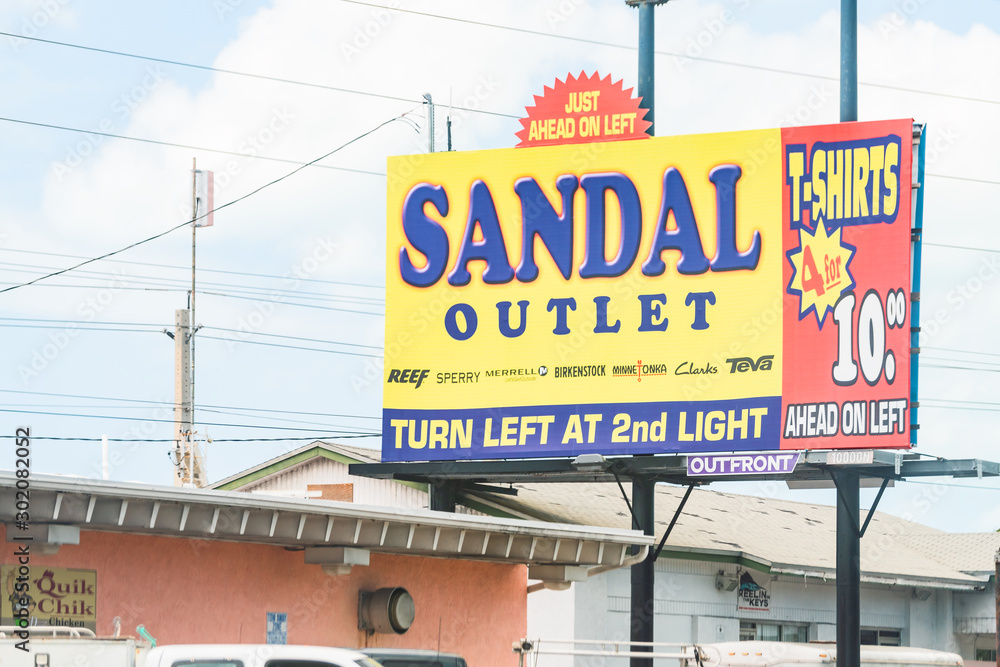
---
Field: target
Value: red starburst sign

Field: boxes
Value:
[516,71,651,148]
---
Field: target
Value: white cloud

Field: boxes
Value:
[6,1,999,522]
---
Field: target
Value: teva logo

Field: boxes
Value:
[726,355,774,373]
[387,369,430,388]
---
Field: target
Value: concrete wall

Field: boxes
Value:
[526,558,990,666]
[0,525,526,666]
[906,589,959,653]
[526,586,577,667]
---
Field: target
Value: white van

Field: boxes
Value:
[684,642,963,667]
[143,644,382,667]
[513,639,964,667]
[0,626,149,667]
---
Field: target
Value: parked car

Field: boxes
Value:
[360,648,468,667]
[144,644,382,667]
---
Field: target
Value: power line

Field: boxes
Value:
[2,118,992,200]
[923,398,1000,407]
[0,248,385,290]
[198,290,383,315]
[921,405,1000,413]
[0,434,380,442]
[336,0,1000,107]
[199,334,381,358]
[0,116,386,177]
[0,280,386,315]
[0,407,379,434]
[1,401,361,429]
[0,316,169,327]
[0,316,382,352]
[926,173,1000,186]
[0,30,518,120]
[900,479,1000,492]
[0,322,158,334]
[198,407,353,430]
[922,355,1000,367]
[0,115,404,295]
[0,320,381,357]
[0,388,381,421]
[202,326,381,351]
[3,6,996,135]
[922,363,1000,374]
[0,260,386,305]
[923,242,1000,254]
[0,281,177,293]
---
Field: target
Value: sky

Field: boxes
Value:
[0,0,998,533]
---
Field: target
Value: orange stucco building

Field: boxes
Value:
[0,472,650,666]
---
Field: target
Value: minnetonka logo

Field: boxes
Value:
[612,360,670,382]
[554,365,606,378]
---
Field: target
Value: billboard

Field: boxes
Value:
[383,119,913,462]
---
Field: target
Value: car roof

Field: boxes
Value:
[147,644,373,661]
[360,648,464,658]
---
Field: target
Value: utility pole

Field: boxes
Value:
[191,157,197,440]
[994,548,998,667]
[172,159,207,487]
[172,308,193,485]
[423,93,435,153]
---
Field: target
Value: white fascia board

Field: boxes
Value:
[0,472,652,555]
[770,565,986,590]
[654,544,773,570]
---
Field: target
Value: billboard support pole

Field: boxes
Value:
[838,2,860,665]
[840,0,857,123]
[835,470,861,667]
[911,123,927,446]
[637,1,655,136]
[630,476,655,667]
[429,480,457,512]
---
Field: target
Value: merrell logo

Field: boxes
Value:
[726,355,774,373]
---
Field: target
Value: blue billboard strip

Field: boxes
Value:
[381,396,782,462]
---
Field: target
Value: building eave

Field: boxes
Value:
[0,473,652,568]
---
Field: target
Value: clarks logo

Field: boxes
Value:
[726,355,774,373]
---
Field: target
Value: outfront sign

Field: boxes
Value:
[687,452,800,477]
[383,119,913,462]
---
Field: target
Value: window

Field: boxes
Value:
[860,629,900,646]
[974,635,997,662]
[739,622,808,643]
